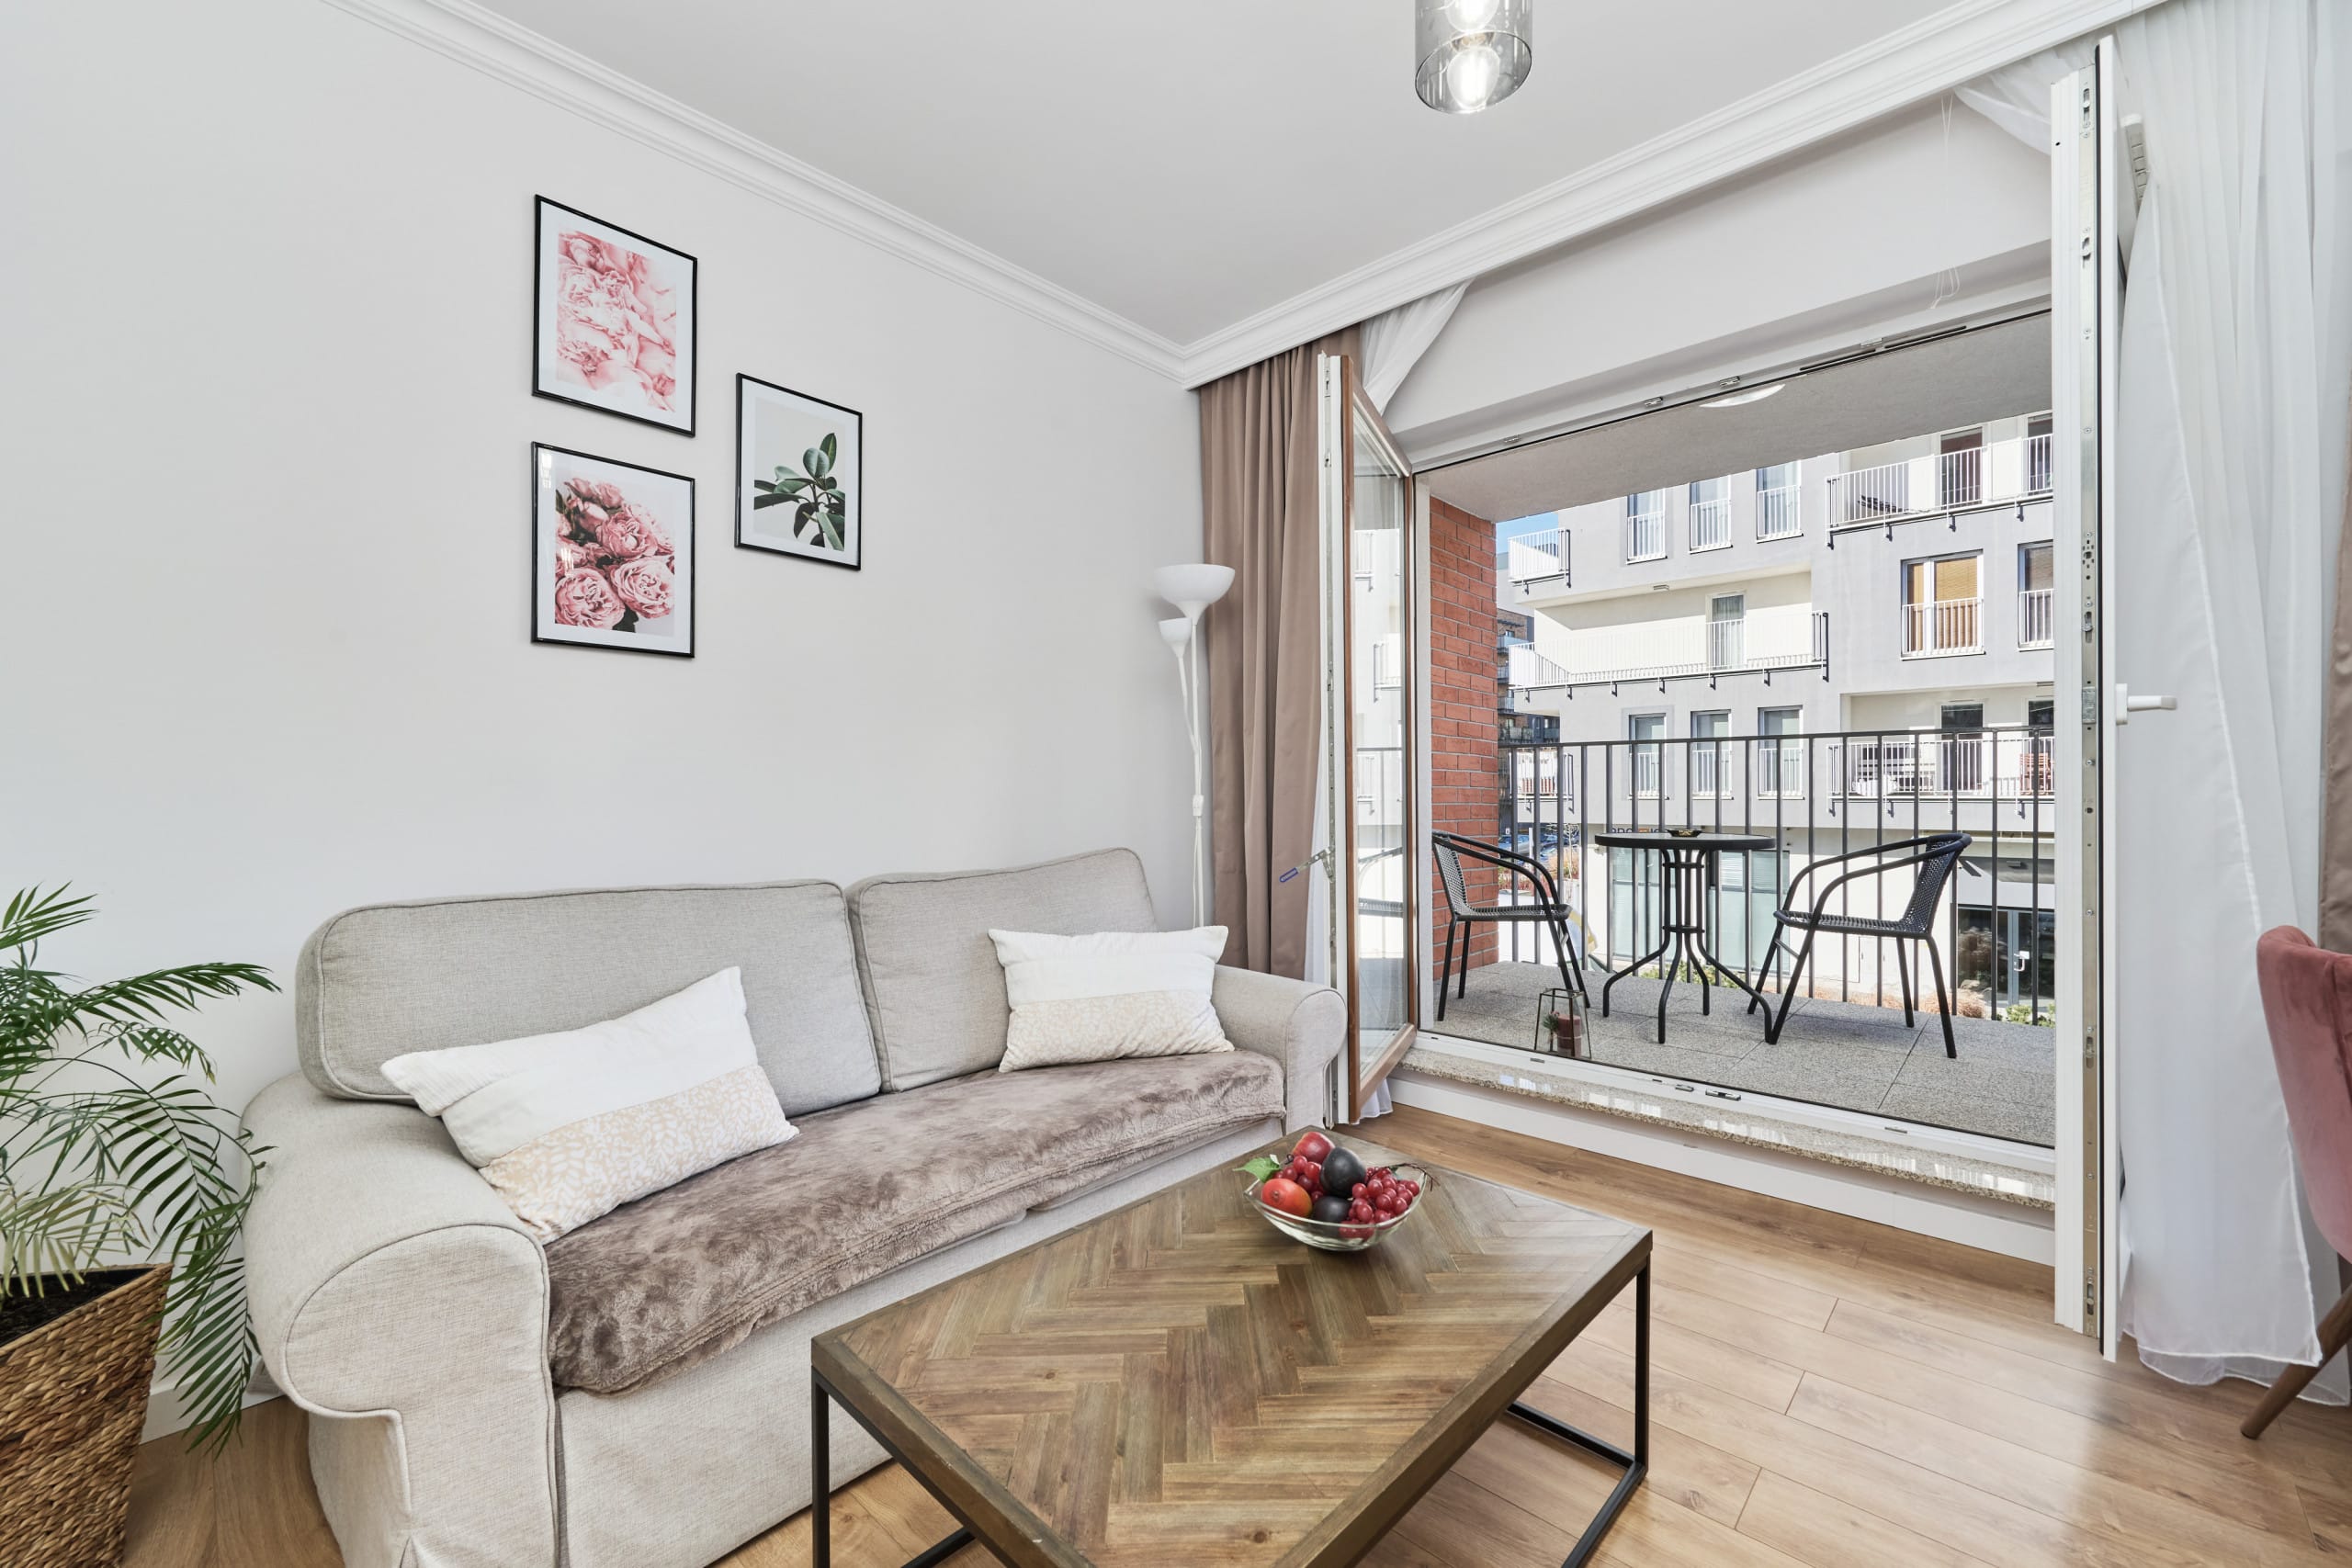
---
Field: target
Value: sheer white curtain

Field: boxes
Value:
[1955,44,2093,149]
[1360,284,1467,413]
[1961,1,2352,1400]
[2109,0,2352,1400]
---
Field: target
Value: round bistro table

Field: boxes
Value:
[1590,829,1775,1044]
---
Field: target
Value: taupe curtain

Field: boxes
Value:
[1199,330,1355,978]
[2323,417,2352,950]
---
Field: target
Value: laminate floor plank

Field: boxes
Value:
[124,1106,2352,1568]
[1733,1470,1996,1568]
[1784,1373,2327,1568]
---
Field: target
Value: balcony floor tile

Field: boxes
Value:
[1431,960,2053,1147]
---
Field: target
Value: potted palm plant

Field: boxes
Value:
[0,886,272,1564]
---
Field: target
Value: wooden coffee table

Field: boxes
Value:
[810,1136,1650,1568]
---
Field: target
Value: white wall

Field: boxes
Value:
[1388,100,2052,458]
[2,0,1201,1115]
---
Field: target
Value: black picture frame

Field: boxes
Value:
[532,197,698,436]
[735,372,864,571]
[531,442,696,658]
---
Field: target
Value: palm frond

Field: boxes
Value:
[0,887,272,1449]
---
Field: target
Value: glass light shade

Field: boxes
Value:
[1153,563,1236,619]
[1415,0,1532,114]
[1158,616,1193,653]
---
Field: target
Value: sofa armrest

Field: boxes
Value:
[242,1073,558,1568]
[1212,966,1346,1131]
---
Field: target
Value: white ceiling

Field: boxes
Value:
[472,0,1958,345]
[1422,311,2052,520]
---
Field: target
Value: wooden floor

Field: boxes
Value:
[129,1104,2351,1568]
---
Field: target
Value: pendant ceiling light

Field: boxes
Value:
[1415,0,1532,114]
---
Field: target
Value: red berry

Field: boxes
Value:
[1306,1161,1323,1190]
[1349,1200,1373,1223]
[1351,1182,1368,1199]
[1404,1180,1421,1198]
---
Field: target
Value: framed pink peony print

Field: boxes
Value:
[532,444,695,657]
[533,197,697,434]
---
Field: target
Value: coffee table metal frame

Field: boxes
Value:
[811,1258,1651,1568]
[1591,830,1772,1043]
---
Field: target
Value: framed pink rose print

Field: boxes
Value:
[533,197,697,434]
[532,444,695,657]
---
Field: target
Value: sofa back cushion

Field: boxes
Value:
[848,848,1158,1090]
[296,882,880,1116]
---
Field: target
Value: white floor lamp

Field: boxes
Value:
[1154,564,1235,928]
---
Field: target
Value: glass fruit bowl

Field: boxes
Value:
[1244,1164,1432,1252]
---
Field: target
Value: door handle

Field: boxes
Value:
[2114,683,2177,724]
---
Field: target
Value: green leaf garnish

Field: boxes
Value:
[1238,1155,1283,1182]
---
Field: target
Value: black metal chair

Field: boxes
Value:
[1431,831,1590,1021]
[1752,832,1973,1056]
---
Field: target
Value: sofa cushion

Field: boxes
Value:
[296,883,879,1117]
[541,1051,1285,1394]
[848,848,1159,1091]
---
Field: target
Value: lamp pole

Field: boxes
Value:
[1159,617,1205,926]
[1153,565,1235,930]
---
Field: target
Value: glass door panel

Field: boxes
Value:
[1317,355,1419,1119]
[1348,396,1414,1109]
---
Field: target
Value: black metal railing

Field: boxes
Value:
[1486,725,2056,1025]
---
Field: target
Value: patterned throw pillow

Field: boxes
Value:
[380,968,794,1240]
[988,926,1233,1073]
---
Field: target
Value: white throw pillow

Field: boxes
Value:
[380,967,795,1241]
[988,926,1232,1072]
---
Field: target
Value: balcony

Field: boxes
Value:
[1508,607,1828,692]
[1689,496,1731,552]
[1828,434,2052,529]
[1452,726,2060,1146]
[2018,587,2054,649]
[1506,525,1568,586]
[1903,597,1982,658]
[1624,506,1665,562]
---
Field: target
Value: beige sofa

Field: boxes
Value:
[240,849,1345,1568]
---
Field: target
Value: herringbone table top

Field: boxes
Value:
[812,1135,1649,1568]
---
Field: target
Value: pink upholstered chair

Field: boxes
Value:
[2247,926,2352,1437]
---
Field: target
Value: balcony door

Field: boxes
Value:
[2052,39,2125,1353]
[1316,355,1419,1120]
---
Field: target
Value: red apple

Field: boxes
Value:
[1259,1177,1314,1218]
[1292,1130,1334,1165]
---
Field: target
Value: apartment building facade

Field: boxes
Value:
[1495,412,2059,1017]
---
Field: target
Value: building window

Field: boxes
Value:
[1939,428,1984,508]
[1692,710,1731,796]
[2027,414,2054,492]
[1756,705,1804,797]
[1624,491,1668,562]
[1628,711,1665,798]
[1689,477,1730,551]
[1903,553,1983,657]
[2018,541,2054,648]
[1706,592,1745,671]
[1755,461,1802,539]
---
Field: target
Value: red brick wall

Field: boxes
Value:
[1429,498,1499,971]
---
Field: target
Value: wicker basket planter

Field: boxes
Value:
[0,1265,169,1568]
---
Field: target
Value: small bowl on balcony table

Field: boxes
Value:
[1245,1165,1432,1253]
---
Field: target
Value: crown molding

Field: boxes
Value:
[324,0,2157,392]
[317,0,1189,380]
[1173,0,2163,388]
